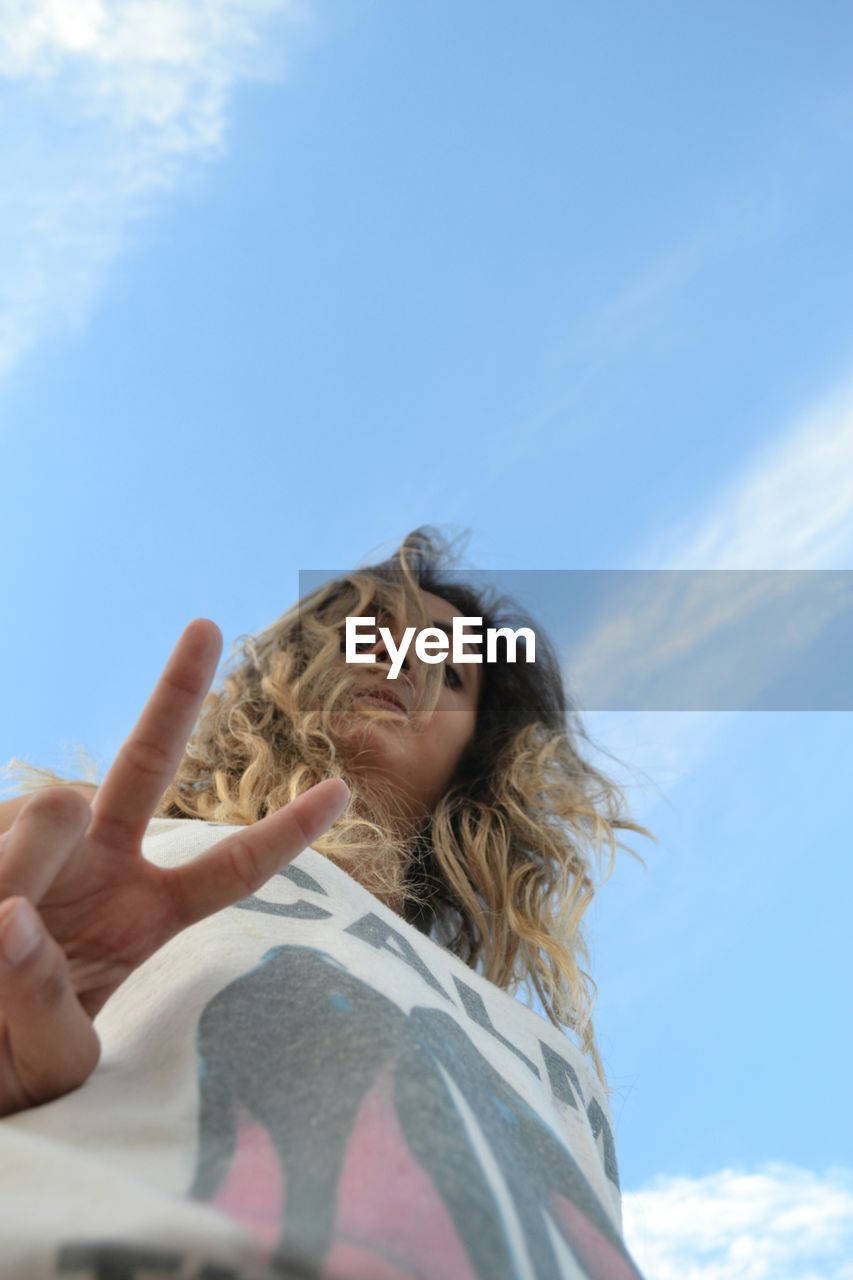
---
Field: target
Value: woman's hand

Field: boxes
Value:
[0,618,350,1118]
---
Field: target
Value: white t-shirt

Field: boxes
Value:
[0,818,646,1280]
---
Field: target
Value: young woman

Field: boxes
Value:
[0,527,652,1279]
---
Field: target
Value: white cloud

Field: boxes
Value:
[623,1162,853,1280]
[0,0,318,381]
[568,569,850,713]
[645,376,853,573]
[574,375,853,814]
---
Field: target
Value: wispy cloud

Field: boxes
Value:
[563,570,853,713]
[0,0,318,383]
[549,86,853,392]
[556,198,753,377]
[623,1162,853,1280]
[578,375,853,814]
[644,376,853,573]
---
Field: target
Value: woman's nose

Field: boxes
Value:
[368,627,409,674]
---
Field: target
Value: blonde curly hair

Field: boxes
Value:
[3,526,654,1093]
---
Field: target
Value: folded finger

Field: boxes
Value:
[0,787,93,906]
[0,897,100,1117]
[89,619,223,852]
[163,778,351,929]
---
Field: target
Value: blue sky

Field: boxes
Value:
[2,2,853,1273]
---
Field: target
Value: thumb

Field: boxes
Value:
[0,897,100,1117]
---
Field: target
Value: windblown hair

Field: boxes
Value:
[4,527,654,1093]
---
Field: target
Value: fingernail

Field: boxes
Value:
[0,900,41,966]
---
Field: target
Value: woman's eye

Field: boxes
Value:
[444,664,462,689]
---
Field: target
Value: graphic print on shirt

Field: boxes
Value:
[187,944,645,1280]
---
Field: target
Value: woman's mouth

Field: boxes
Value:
[357,689,407,716]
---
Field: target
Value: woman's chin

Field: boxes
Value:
[330,706,407,751]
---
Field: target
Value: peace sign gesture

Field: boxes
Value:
[0,619,350,1118]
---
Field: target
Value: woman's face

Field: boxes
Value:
[331,588,483,828]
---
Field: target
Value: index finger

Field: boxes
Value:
[89,619,223,851]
